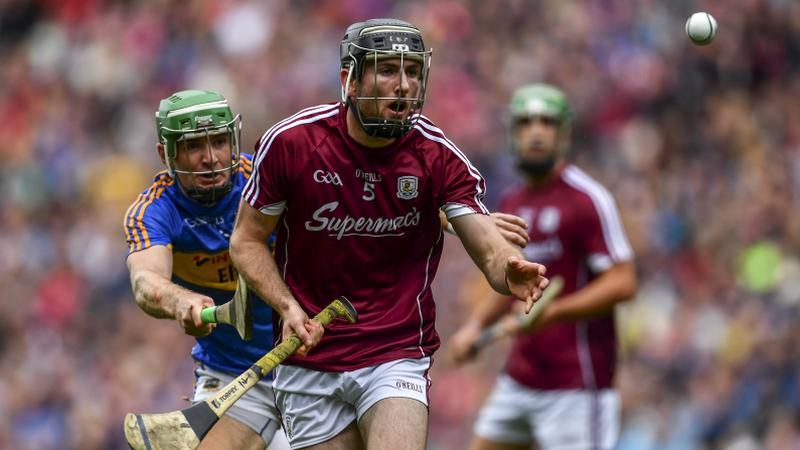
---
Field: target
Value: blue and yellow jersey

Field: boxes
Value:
[124,153,274,376]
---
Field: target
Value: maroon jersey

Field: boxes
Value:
[501,165,633,390]
[243,103,488,371]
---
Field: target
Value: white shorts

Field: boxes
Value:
[193,363,287,446]
[475,374,620,450]
[273,357,431,449]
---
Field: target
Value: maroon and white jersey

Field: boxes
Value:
[243,103,488,371]
[501,164,633,390]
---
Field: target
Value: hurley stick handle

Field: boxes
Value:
[200,306,217,324]
[250,296,358,376]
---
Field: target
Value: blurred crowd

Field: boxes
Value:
[2,0,800,448]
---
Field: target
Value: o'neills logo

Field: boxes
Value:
[395,380,424,393]
[305,201,421,240]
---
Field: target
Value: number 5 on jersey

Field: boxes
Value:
[362,181,375,201]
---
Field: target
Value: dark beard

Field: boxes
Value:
[516,156,556,178]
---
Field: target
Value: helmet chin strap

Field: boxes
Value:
[346,96,409,139]
[179,180,234,206]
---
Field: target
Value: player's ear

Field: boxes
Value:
[157,143,167,165]
[340,68,356,97]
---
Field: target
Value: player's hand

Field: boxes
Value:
[449,321,482,365]
[175,295,216,337]
[491,212,529,248]
[281,303,324,356]
[505,257,549,313]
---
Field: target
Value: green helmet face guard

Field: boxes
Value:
[340,19,433,139]
[507,83,572,177]
[155,90,242,204]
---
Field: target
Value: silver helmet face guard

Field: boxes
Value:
[342,44,433,139]
[162,114,242,204]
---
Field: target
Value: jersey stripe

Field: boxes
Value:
[123,190,147,251]
[133,176,172,252]
[239,154,254,179]
[126,173,173,252]
[125,172,169,251]
[244,104,340,204]
[414,230,443,356]
[574,264,597,388]
[562,166,632,262]
[412,117,489,214]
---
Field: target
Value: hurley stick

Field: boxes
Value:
[124,296,358,450]
[200,274,252,340]
[468,276,564,355]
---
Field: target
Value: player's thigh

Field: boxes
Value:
[350,357,431,449]
[299,421,363,450]
[274,365,362,449]
[199,415,266,450]
[359,397,428,450]
[531,389,620,450]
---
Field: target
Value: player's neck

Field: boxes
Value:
[346,109,397,148]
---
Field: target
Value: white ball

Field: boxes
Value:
[685,12,718,45]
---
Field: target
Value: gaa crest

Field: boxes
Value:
[397,176,419,200]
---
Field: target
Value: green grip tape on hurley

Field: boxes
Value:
[200,306,217,324]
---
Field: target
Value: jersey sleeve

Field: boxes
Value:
[578,186,634,274]
[123,187,176,255]
[416,119,489,219]
[242,130,292,215]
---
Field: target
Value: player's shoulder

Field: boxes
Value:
[254,102,341,153]
[126,171,176,216]
[559,164,618,208]
[409,113,447,143]
[407,113,466,156]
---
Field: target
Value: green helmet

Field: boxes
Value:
[509,83,571,126]
[155,90,242,204]
[508,84,572,177]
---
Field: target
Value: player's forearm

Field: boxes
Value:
[452,214,524,295]
[230,233,297,317]
[550,262,637,321]
[480,244,525,295]
[130,270,189,319]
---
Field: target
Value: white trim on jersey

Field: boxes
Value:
[576,321,597,389]
[281,206,291,279]
[244,103,340,205]
[412,116,490,215]
[575,263,597,389]
[562,166,633,263]
[259,201,286,216]
[414,230,443,357]
[587,253,614,274]
[442,202,479,219]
